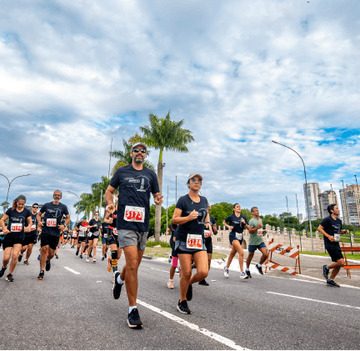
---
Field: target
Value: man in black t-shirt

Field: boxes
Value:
[36,190,70,280]
[317,204,346,287]
[105,142,162,329]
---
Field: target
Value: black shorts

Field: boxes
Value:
[78,236,87,243]
[229,233,244,246]
[23,232,38,246]
[204,237,213,254]
[3,232,24,249]
[326,244,344,262]
[41,233,60,250]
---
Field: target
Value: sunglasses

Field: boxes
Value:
[132,148,147,154]
[32,206,39,209]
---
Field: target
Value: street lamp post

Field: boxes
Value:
[272,140,314,251]
[0,173,31,211]
[66,190,80,222]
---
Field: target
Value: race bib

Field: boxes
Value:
[31,224,36,231]
[204,230,211,238]
[11,223,23,232]
[236,232,243,240]
[46,218,57,227]
[186,234,203,250]
[124,206,145,223]
[113,228,118,235]
[334,234,340,242]
[103,233,108,239]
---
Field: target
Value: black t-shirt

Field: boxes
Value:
[320,216,342,247]
[110,165,160,232]
[175,194,209,242]
[40,202,69,236]
[89,218,101,233]
[5,208,32,234]
[225,214,247,234]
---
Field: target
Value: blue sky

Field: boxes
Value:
[0,0,359,220]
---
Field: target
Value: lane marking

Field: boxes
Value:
[267,291,360,310]
[64,266,81,275]
[298,274,360,290]
[137,299,248,350]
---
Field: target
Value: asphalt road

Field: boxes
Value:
[1,244,360,350]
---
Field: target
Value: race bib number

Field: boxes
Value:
[46,218,57,227]
[103,233,108,239]
[124,206,145,223]
[11,223,23,232]
[113,228,118,235]
[236,232,243,240]
[31,224,36,231]
[334,234,340,242]
[204,230,211,238]
[186,234,203,250]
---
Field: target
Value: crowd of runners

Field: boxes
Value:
[0,142,347,328]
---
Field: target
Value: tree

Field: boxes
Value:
[140,113,194,240]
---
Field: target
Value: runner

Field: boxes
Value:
[19,202,39,265]
[167,223,178,289]
[318,204,346,287]
[36,190,70,280]
[245,206,268,278]
[0,195,32,282]
[101,219,109,261]
[106,142,162,328]
[71,228,78,248]
[198,206,217,286]
[87,211,101,262]
[223,203,248,279]
[172,173,212,315]
[75,217,89,259]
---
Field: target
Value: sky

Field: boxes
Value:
[0,0,359,220]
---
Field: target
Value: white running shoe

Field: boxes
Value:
[240,272,247,279]
[167,279,175,289]
[224,267,229,278]
[86,257,90,263]
[92,258,96,263]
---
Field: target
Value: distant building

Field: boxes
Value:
[318,190,338,219]
[303,182,321,220]
[339,184,360,226]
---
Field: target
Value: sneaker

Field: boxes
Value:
[45,260,51,271]
[6,273,14,282]
[327,279,340,287]
[75,249,79,256]
[127,308,143,329]
[322,265,329,280]
[245,269,252,279]
[113,271,123,300]
[224,267,229,278]
[18,254,23,262]
[177,300,191,314]
[86,257,90,262]
[167,279,175,289]
[55,254,59,259]
[80,254,83,259]
[198,279,209,286]
[24,259,29,265]
[256,264,264,275]
[240,272,247,279]
[101,256,105,261]
[104,253,107,259]
[186,284,193,301]
[37,271,44,280]
[0,267,6,278]
[175,267,180,274]
[92,258,96,263]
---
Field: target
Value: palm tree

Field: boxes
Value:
[111,136,154,175]
[140,112,194,240]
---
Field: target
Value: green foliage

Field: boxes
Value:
[146,240,170,248]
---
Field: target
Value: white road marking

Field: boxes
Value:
[96,280,102,283]
[267,291,360,310]
[137,299,248,350]
[298,274,360,290]
[64,266,80,275]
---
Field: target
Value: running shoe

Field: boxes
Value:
[186,284,193,301]
[75,249,79,256]
[167,279,175,289]
[240,272,247,279]
[104,253,107,258]
[101,256,105,261]
[55,254,59,259]
[127,308,143,329]
[175,267,180,274]
[37,271,44,280]
[86,257,90,263]
[0,266,7,278]
[322,265,329,280]
[198,279,209,286]
[256,264,264,275]
[177,300,191,314]
[113,271,123,300]
[89,253,93,258]
[45,260,51,271]
[92,258,96,263]
[24,260,29,265]
[223,267,229,278]
[18,254,23,262]
[327,279,340,287]
[245,269,252,279]
[79,254,83,259]
[6,273,14,282]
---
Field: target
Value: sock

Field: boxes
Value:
[116,274,124,285]
[128,306,137,314]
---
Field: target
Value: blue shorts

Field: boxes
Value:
[248,242,266,253]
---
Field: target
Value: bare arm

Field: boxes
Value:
[317,224,335,242]
[0,214,9,233]
[172,208,198,225]
[105,185,116,212]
